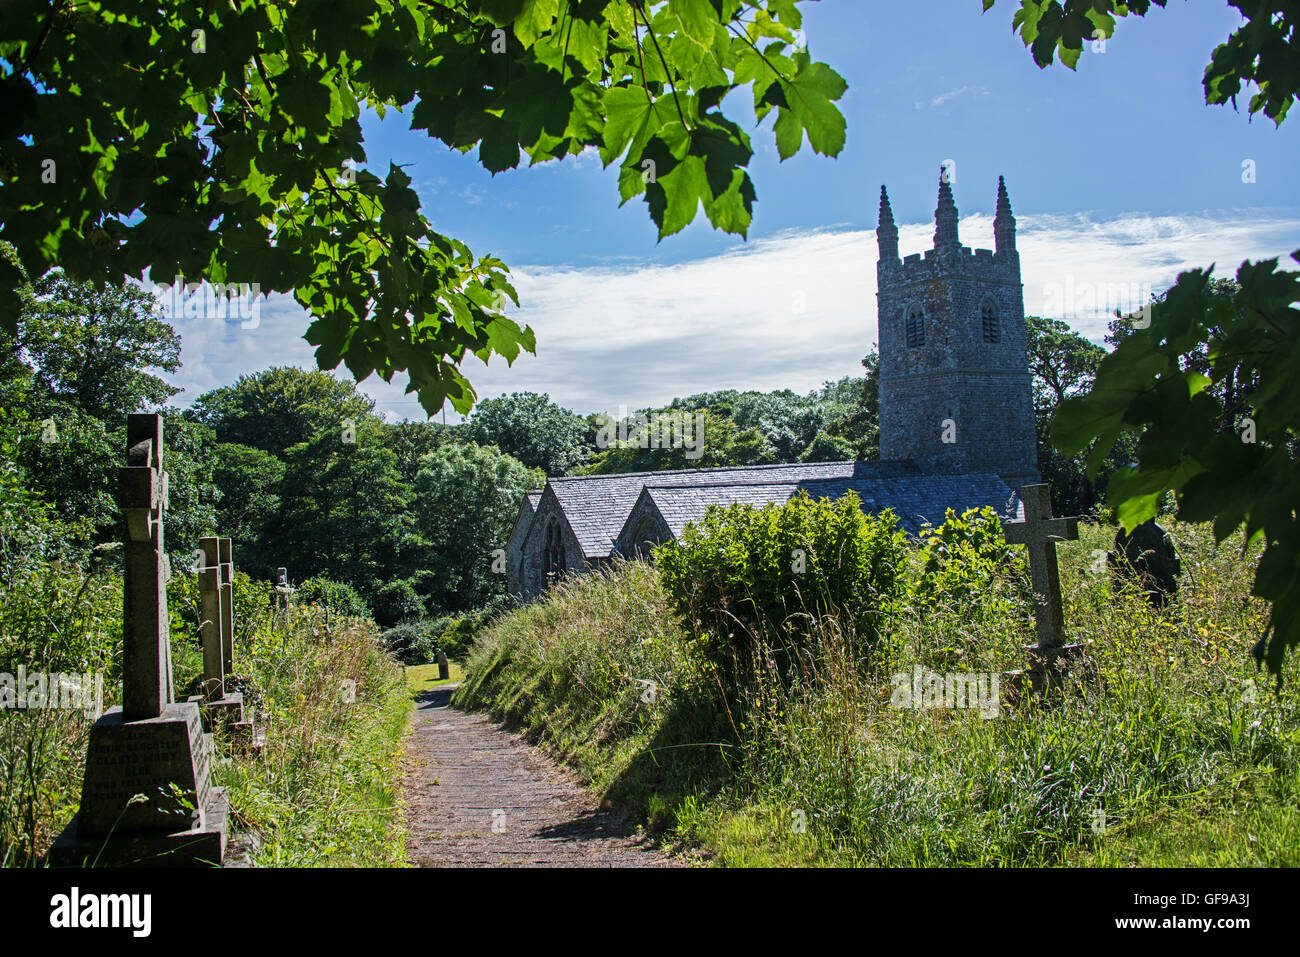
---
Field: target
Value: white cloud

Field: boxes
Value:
[916,85,990,109]
[161,208,1300,422]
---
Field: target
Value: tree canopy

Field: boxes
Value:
[0,0,846,414]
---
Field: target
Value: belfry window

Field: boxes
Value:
[981,301,1000,343]
[906,304,925,348]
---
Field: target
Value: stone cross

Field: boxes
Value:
[1003,484,1078,652]
[198,536,225,699]
[219,537,235,676]
[119,413,173,719]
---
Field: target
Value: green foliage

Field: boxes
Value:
[984,0,1298,123]
[219,606,410,867]
[295,576,373,620]
[383,607,497,664]
[211,443,285,578]
[1053,253,1300,675]
[1026,315,1133,517]
[15,271,181,419]
[187,367,378,460]
[457,519,1299,867]
[461,391,590,475]
[656,491,909,691]
[272,419,411,619]
[409,441,544,613]
[913,506,1026,609]
[0,0,844,410]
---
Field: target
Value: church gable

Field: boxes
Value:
[506,490,542,595]
[517,486,586,599]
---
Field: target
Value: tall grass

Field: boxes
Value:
[216,604,410,867]
[1,560,410,867]
[456,516,1300,866]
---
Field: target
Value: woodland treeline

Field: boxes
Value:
[2,259,1142,628]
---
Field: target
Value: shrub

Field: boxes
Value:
[656,491,908,689]
[295,576,371,619]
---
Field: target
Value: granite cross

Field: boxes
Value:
[1003,484,1078,653]
[119,413,173,719]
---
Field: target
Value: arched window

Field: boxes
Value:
[543,519,566,582]
[981,300,1000,343]
[906,304,925,348]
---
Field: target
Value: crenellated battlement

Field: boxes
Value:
[883,244,1020,286]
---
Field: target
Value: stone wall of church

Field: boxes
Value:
[877,243,1038,488]
[517,492,589,600]
[614,495,672,559]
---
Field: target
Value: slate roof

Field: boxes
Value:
[547,460,921,558]
[638,471,1022,539]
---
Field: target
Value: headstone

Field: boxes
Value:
[1110,520,1180,608]
[193,535,246,741]
[1002,484,1087,696]
[198,536,224,699]
[219,537,235,676]
[437,650,450,681]
[49,414,229,866]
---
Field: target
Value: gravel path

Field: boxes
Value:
[404,685,683,867]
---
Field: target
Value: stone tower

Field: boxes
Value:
[875,173,1039,490]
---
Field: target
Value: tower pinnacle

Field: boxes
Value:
[995,175,1017,256]
[877,185,899,261]
[933,169,960,250]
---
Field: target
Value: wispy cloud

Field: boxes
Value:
[160,209,1300,422]
[916,85,989,109]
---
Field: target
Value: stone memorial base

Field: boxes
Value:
[48,788,229,868]
[46,701,229,867]
[1002,642,1092,704]
[189,691,261,752]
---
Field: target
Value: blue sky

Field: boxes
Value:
[165,0,1300,420]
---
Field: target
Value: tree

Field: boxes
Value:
[0,257,191,542]
[584,407,771,473]
[211,442,286,578]
[188,366,377,458]
[986,1,1299,124]
[386,419,456,484]
[16,271,181,420]
[0,1,845,414]
[1054,253,1300,675]
[1025,315,1133,516]
[408,442,542,614]
[460,391,591,475]
[272,414,412,619]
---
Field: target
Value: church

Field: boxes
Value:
[507,175,1040,600]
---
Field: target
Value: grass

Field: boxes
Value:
[0,561,413,868]
[405,660,465,694]
[455,516,1300,867]
[214,604,411,867]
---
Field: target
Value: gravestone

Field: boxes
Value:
[219,537,235,676]
[437,650,450,681]
[193,535,247,741]
[1002,484,1087,697]
[1110,520,1180,608]
[49,414,229,866]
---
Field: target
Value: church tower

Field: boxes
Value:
[875,173,1039,490]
